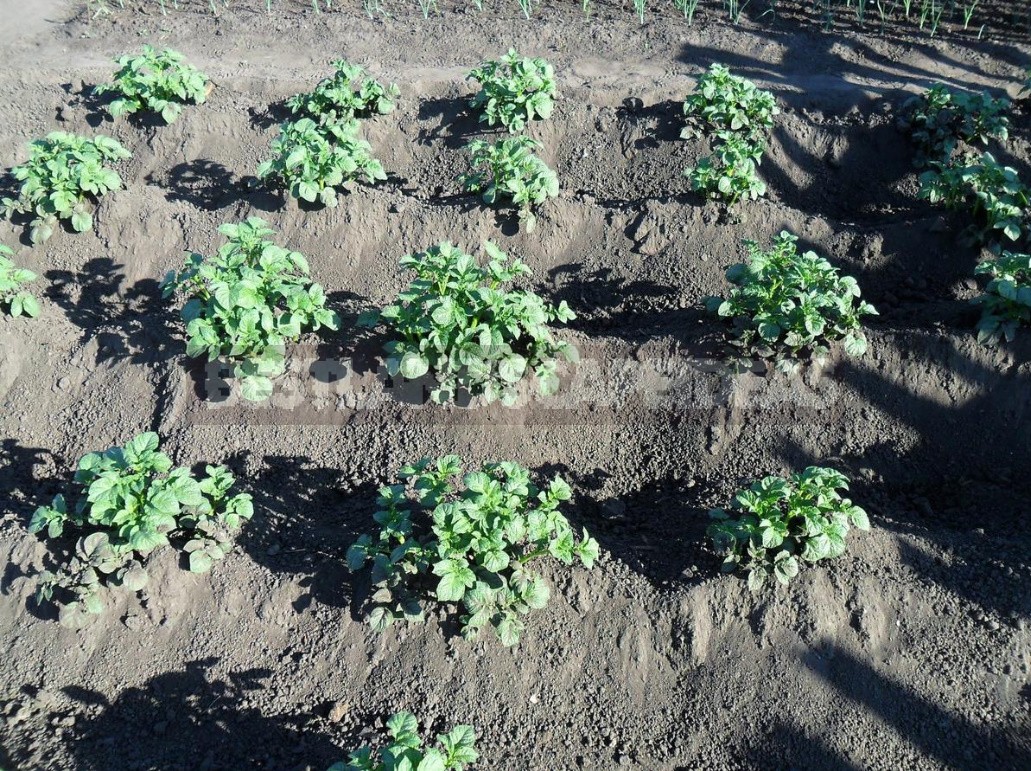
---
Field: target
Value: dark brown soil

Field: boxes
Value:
[0,2,1029,770]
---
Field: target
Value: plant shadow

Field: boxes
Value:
[226,451,376,617]
[548,262,723,356]
[148,159,278,212]
[44,259,179,367]
[616,97,685,150]
[416,95,483,150]
[541,464,717,588]
[58,659,350,771]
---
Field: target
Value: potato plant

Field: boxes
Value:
[29,432,253,628]
[347,456,599,646]
[681,63,779,146]
[705,231,877,371]
[328,712,477,771]
[459,137,559,232]
[95,45,210,124]
[686,131,766,206]
[287,59,399,126]
[0,132,131,244]
[0,245,40,318]
[681,65,777,206]
[360,241,577,405]
[708,466,870,590]
[902,84,1010,167]
[919,152,1029,244]
[257,117,387,206]
[468,49,556,132]
[162,217,340,401]
[973,251,1031,345]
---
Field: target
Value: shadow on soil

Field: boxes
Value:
[775,333,1031,618]
[60,658,347,771]
[226,451,376,617]
[800,645,1031,769]
[548,262,725,355]
[0,439,60,516]
[45,258,179,367]
[416,95,485,150]
[541,464,718,587]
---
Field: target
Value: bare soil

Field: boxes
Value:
[0,2,1029,770]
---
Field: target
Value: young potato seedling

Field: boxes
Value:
[257,117,387,206]
[347,456,599,646]
[973,251,1031,345]
[328,712,477,771]
[162,217,340,402]
[360,241,577,405]
[686,131,766,206]
[468,49,556,133]
[919,152,1030,245]
[95,45,211,124]
[0,245,40,318]
[705,231,877,372]
[901,84,1010,168]
[681,63,779,147]
[1,132,131,244]
[459,136,559,232]
[29,432,253,628]
[287,59,399,126]
[681,64,777,207]
[708,466,870,591]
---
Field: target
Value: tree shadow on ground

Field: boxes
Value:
[724,719,863,771]
[802,645,1031,769]
[774,333,1031,618]
[59,658,347,771]
[44,258,178,367]
[225,452,376,617]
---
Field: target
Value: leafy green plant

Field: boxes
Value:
[973,251,1031,345]
[681,65,777,207]
[686,131,766,206]
[1,132,131,244]
[328,712,477,771]
[360,241,577,405]
[919,152,1030,244]
[708,466,870,590]
[459,136,558,232]
[347,456,599,646]
[705,231,877,371]
[681,63,779,147]
[902,84,1010,167]
[162,217,340,401]
[0,245,40,318]
[257,117,387,206]
[286,59,399,127]
[95,45,210,124]
[29,432,253,627]
[468,49,556,133]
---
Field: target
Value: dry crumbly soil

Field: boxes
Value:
[0,1,1030,769]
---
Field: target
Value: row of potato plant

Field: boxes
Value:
[157,220,876,403]
[902,83,1031,345]
[462,50,560,232]
[30,431,869,633]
